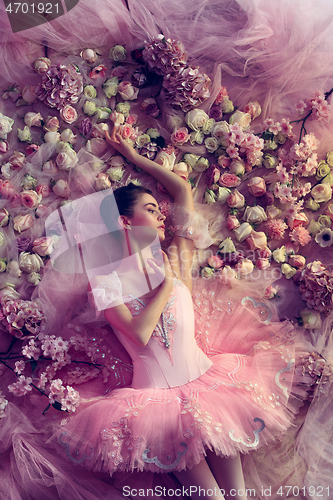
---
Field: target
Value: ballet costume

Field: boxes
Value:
[54,262,303,475]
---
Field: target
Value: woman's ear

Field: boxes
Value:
[118,215,131,229]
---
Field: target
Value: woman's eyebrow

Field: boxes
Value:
[143,202,158,208]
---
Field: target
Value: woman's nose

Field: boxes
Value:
[158,212,166,221]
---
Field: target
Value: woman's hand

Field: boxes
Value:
[105,126,136,162]
[147,250,174,294]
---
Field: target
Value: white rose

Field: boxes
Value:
[0,285,20,302]
[17,126,32,142]
[108,155,126,168]
[221,98,234,114]
[243,206,267,224]
[185,109,209,131]
[24,112,43,128]
[102,77,119,98]
[193,157,210,172]
[184,153,200,169]
[56,143,78,170]
[19,252,44,273]
[229,110,251,129]
[60,129,76,144]
[204,137,219,153]
[201,266,215,278]
[42,160,58,174]
[311,183,332,203]
[202,118,215,135]
[173,162,188,175]
[107,166,125,181]
[281,263,297,279]
[204,189,216,204]
[299,309,322,329]
[272,246,287,263]
[229,159,245,176]
[189,130,204,145]
[212,121,229,140]
[27,272,41,285]
[7,261,22,278]
[235,258,254,276]
[219,265,237,284]
[44,131,60,143]
[218,237,236,253]
[155,151,176,171]
[234,222,253,242]
[83,100,97,116]
[215,186,231,203]
[266,205,281,219]
[136,134,151,148]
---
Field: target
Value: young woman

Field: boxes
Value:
[55,126,301,500]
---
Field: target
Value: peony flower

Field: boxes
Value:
[60,105,78,124]
[13,214,34,233]
[315,228,333,247]
[235,258,254,276]
[19,252,43,273]
[311,183,332,203]
[234,222,252,242]
[227,189,245,209]
[248,177,266,197]
[52,179,70,198]
[171,127,190,146]
[185,109,209,131]
[299,309,322,329]
[109,44,127,61]
[80,48,98,64]
[20,190,42,209]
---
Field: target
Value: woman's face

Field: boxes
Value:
[124,193,166,241]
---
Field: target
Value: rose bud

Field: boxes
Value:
[244,101,261,119]
[34,57,51,73]
[13,214,34,233]
[36,184,51,198]
[246,231,268,251]
[288,255,306,269]
[206,165,220,185]
[235,258,254,276]
[219,265,237,284]
[35,205,49,218]
[258,247,271,259]
[32,236,53,256]
[42,160,58,175]
[256,258,270,270]
[227,214,240,230]
[207,255,224,269]
[0,208,9,227]
[264,285,279,299]
[80,48,98,64]
[234,222,252,242]
[227,189,245,209]
[248,177,266,197]
[52,179,70,198]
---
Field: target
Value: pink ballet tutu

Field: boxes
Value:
[53,276,305,475]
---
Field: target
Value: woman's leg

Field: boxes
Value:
[173,458,226,499]
[205,451,248,500]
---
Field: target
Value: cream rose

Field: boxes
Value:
[212,121,229,140]
[243,206,267,224]
[24,112,43,128]
[95,173,111,191]
[52,179,70,198]
[215,186,231,203]
[32,237,53,256]
[229,159,245,176]
[19,252,44,273]
[84,85,97,98]
[235,258,254,276]
[44,131,60,143]
[218,237,236,253]
[246,231,268,250]
[229,110,251,129]
[227,189,245,209]
[272,246,287,263]
[107,166,125,182]
[189,131,204,145]
[60,129,77,144]
[219,265,237,284]
[102,77,119,98]
[83,100,97,116]
[34,57,51,73]
[118,82,139,101]
[13,214,34,233]
[80,49,98,64]
[281,263,297,279]
[42,160,58,174]
[194,157,210,172]
[17,126,32,143]
[248,177,266,197]
[288,255,306,269]
[244,101,261,120]
[205,137,219,153]
[185,109,209,131]
[299,309,322,329]
[155,151,176,171]
[56,143,78,170]
[234,222,253,242]
[311,183,332,203]
[184,153,200,169]
[221,98,234,114]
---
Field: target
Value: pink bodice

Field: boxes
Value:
[91,272,212,389]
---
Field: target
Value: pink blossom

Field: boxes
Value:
[8,375,32,396]
[14,360,25,374]
[266,219,288,240]
[295,100,307,114]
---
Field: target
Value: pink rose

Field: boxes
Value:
[287,212,309,229]
[34,57,51,74]
[110,111,125,126]
[264,285,279,299]
[171,127,190,146]
[219,265,237,284]
[126,114,138,126]
[86,137,107,156]
[288,254,306,269]
[20,190,42,208]
[32,237,53,256]
[52,179,70,198]
[118,81,139,101]
[258,246,271,259]
[9,151,26,170]
[120,123,136,140]
[89,65,107,79]
[247,177,266,197]
[24,112,43,128]
[0,140,9,153]
[0,180,14,199]
[13,214,34,233]
[207,255,224,269]
[26,144,39,155]
[35,205,49,218]
[244,101,262,120]
[42,160,58,175]
[227,189,245,209]
[95,173,111,191]
[226,214,240,230]
[217,155,231,169]
[43,116,60,132]
[256,258,270,270]
[205,165,220,185]
[235,258,254,276]
[0,208,9,227]
[36,184,51,198]
[60,105,78,124]
[246,231,268,251]
[22,85,38,104]
[219,173,241,188]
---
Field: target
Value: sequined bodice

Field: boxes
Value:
[98,274,212,389]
